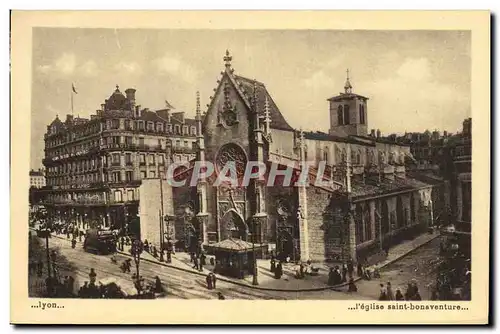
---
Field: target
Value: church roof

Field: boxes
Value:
[351,175,433,201]
[327,92,369,101]
[234,75,294,131]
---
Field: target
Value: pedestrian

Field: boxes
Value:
[190,252,195,263]
[68,276,75,295]
[206,273,213,290]
[144,240,149,253]
[395,288,405,301]
[211,273,217,289]
[152,245,158,258]
[71,238,77,249]
[412,287,422,301]
[348,278,357,292]
[372,266,381,279]
[270,256,276,273]
[200,252,207,266]
[379,284,388,301]
[120,237,124,251]
[89,268,97,284]
[154,276,164,294]
[386,281,394,300]
[347,261,354,278]
[192,256,199,270]
[299,262,305,279]
[341,263,348,283]
[274,261,283,279]
[78,281,89,298]
[217,292,225,300]
[328,268,335,286]
[357,262,363,277]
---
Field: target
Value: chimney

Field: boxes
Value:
[101,103,106,111]
[370,129,376,137]
[125,88,136,112]
[66,114,74,123]
[376,129,381,138]
[135,105,141,118]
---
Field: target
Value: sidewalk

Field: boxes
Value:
[116,231,441,292]
[40,228,440,292]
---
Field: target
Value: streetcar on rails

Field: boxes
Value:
[83,228,117,255]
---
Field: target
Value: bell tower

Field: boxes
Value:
[328,69,369,137]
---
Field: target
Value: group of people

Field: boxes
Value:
[269,255,284,279]
[379,280,422,301]
[191,251,207,272]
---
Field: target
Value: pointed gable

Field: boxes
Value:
[234,75,293,131]
[203,50,294,132]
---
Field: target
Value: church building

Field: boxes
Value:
[167,50,443,265]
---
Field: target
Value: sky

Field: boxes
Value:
[31,29,471,169]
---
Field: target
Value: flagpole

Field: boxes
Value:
[71,87,74,116]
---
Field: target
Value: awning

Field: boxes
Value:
[204,238,266,254]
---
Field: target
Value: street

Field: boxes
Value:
[30,233,441,300]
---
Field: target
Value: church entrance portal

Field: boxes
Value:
[220,210,248,241]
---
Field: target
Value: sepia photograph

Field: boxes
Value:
[11,11,490,324]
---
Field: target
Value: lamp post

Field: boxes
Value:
[164,214,175,263]
[251,214,265,286]
[131,239,143,293]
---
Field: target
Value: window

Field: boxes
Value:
[156,122,163,132]
[176,140,181,147]
[337,105,344,125]
[124,120,131,130]
[158,155,164,165]
[125,153,132,165]
[323,148,328,163]
[140,171,147,179]
[138,137,145,147]
[125,136,133,145]
[112,153,120,165]
[138,121,145,130]
[111,119,120,129]
[147,122,154,131]
[139,154,145,165]
[125,171,133,181]
[184,140,188,147]
[183,126,188,134]
[112,136,120,144]
[191,126,197,135]
[114,190,122,202]
[149,171,156,178]
[175,125,180,134]
[343,105,350,125]
[148,154,155,165]
[167,124,172,133]
[112,172,121,182]
[127,190,135,201]
[359,104,366,125]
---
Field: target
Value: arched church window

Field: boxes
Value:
[359,104,366,125]
[343,105,350,125]
[323,147,329,163]
[337,105,344,125]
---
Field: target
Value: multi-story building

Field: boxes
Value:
[41,85,197,232]
[171,50,445,265]
[29,168,46,188]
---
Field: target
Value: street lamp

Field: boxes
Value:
[130,239,143,293]
[251,213,266,286]
[164,214,175,263]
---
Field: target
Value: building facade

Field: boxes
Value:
[29,169,46,188]
[172,51,443,265]
[41,86,196,232]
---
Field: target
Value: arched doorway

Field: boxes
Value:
[220,210,248,241]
